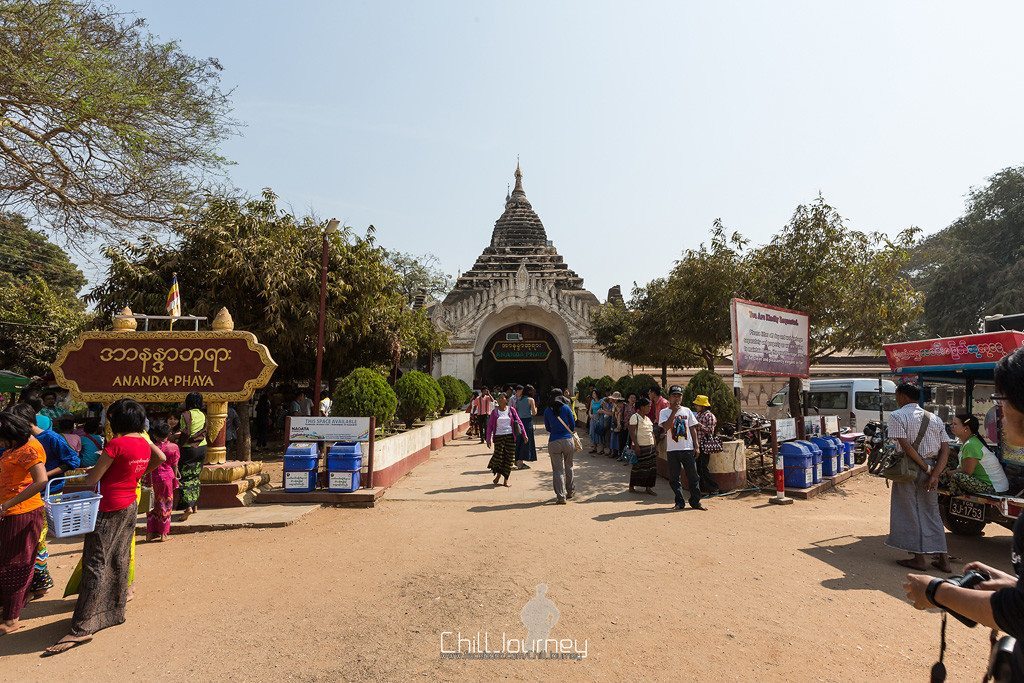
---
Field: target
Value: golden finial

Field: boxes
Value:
[113,306,137,332]
[212,307,234,331]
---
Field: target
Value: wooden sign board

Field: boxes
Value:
[52,330,277,402]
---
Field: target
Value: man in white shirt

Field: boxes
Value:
[659,385,706,511]
[886,383,950,572]
[319,392,333,417]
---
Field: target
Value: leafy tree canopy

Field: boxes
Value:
[387,251,452,305]
[0,0,236,239]
[911,166,1024,336]
[0,213,90,374]
[87,189,447,382]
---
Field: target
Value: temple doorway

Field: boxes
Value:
[475,323,568,407]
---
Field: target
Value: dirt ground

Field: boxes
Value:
[2,432,1015,682]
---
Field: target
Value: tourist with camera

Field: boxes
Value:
[904,347,1024,680]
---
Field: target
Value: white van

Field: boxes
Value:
[765,378,897,430]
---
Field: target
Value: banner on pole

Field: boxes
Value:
[730,298,810,378]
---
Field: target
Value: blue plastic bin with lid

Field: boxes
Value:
[796,440,823,483]
[829,436,847,472]
[781,441,815,489]
[843,441,855,468]
[812,437,840,477]
[327,442,362,492]
[283,442,319,492]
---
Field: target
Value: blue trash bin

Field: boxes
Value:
[781,441,815,489]
[284,442,319,492]
[327,442,362,493]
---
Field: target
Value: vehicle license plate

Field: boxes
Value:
[950,498,985,522]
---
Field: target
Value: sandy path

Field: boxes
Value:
[1,431,1013,681]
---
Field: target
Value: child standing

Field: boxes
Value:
[146,421,180,542]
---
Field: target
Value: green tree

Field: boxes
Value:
[682,370,739,427]
[0,0,236,239]
[590,279,699,386]
[661,221,746,371]
[437,375,468,412]
[0,213,91,374]
[911,167,1024,336]
[386,251,453,305]
[395,370,442,428]
[745,195,921,417]
[332,368,397,428]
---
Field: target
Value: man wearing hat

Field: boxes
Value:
[659,385,705,510]
[692,395,723,495]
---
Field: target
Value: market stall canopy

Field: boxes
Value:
[0,370,30,394]
[883,331,1024,381]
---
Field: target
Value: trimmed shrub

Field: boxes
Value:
[595,375,616,397]
[396,370,444,428]
[438,375,470,413]
[682,370,739,426]
[332,368,397,427]
[614,373,658,399]
[458,379,473,404]
[575,375,596,397]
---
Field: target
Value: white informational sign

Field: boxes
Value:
[775,417,797,442]
[329,471,354,490]
[284,471,310,490]
[730,298,810,378]
[288,416,371,442]
[803,416,821,438]
[733,373,743,389]
[800,378,811,392]
[823,415,839,434]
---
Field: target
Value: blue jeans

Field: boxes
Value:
[668,449,701,508]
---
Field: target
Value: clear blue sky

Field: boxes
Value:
[87,0,1024,300]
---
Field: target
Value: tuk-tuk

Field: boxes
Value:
[882,330,1024,536]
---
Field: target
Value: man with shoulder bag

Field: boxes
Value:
[886,383,951,573]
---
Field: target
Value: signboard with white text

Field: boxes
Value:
[288,417,371,442]
[730,298,810,378]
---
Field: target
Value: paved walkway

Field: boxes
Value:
[387,429,678,507]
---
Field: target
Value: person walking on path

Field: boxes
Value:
[473,388,493,444]
[145,421,180,542]
[660,385,705,511]
[44,398,165,656]
[514,385,538,470]
[886,382,951,572]
[628,397,657,494]
[485,392,525,487]
[648,385,670,464]
[543,391,577,504]
[587,388,603,454]
[692,395,723,495]
[0,412,48,635]
[176,392,207,521]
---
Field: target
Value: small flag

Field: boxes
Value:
[166,273,181,319]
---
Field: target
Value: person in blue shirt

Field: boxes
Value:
[78,417,105,468]
[543,390,577,504]
[6,402,80,599]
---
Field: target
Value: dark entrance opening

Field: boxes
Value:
[476,323,568,407]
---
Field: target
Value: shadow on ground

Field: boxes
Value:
[800,531,1015,602]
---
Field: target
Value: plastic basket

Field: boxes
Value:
[44,474,102,538]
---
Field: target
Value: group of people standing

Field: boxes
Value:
[469,380,725,509]
[0,389,217,653]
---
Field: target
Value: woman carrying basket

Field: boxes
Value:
[0,412,48,635]
[45,399,165,656]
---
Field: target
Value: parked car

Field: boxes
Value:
[765,378,897,429]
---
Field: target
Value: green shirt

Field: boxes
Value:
[181,409,208,448]
[960,435,1008,492]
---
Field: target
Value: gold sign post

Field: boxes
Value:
[53,306,278,506]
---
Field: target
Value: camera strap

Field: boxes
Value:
[931,613,948,682]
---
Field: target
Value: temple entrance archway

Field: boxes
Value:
[475,323,568,407]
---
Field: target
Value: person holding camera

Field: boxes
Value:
[904,347,1024,680]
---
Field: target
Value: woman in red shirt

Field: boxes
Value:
[44,398,164,656]
[0,412,48,635]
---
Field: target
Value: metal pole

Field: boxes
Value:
[313,230,330,412]
[366,416,376,489]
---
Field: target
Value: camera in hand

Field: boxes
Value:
[942,570,990,627]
